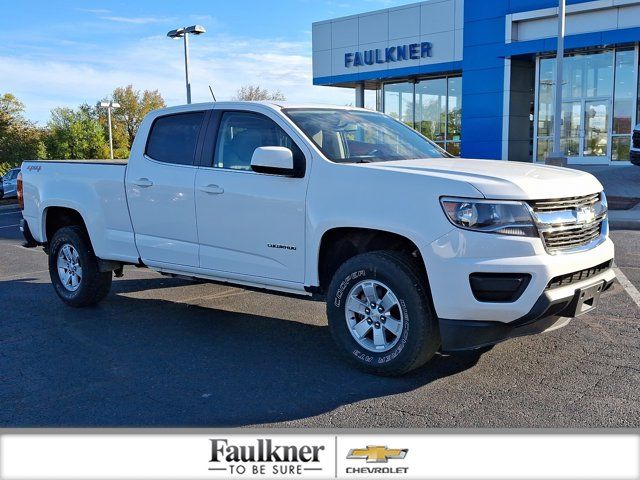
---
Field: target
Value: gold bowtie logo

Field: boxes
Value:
[347,445,408,463]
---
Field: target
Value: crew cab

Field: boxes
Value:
[19,102,615,376]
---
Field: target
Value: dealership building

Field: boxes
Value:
[312,0,640,165]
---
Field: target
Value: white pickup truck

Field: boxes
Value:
[19,102,615,376]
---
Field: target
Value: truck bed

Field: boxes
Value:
[21,159,139,264]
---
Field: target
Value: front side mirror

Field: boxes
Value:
[251,147,295,176]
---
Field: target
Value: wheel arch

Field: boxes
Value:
[315,227,429,293]
[43,206,90,246]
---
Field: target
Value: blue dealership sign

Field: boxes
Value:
[345,42,432,68]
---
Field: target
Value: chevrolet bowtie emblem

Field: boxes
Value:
[347,445,408,463]
[576,205,596,224]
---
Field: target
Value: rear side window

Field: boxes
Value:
[145,112,205,165]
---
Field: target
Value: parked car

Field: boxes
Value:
[2,167,20,198]
[631,126,640,165]
[19,102,615,376]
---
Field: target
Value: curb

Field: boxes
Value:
[609,219,640,230]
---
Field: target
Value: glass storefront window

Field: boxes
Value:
[384,76,462,155]
[538,58,554,138]
[612,136,631,161]
[613,49,635,135]
[536,48,636,163]
[447,77,462,142]
[415,78,446,142]
[383,82,414,127]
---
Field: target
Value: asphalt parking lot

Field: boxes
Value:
[0,205,639,428]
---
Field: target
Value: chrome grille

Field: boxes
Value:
[529,193,599,212]
[528,193,607,254]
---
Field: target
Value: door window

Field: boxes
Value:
[214,112,304,174]
[145,112,205,165]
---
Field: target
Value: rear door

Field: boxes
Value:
[126,110,208,267]
[194,108,309,283]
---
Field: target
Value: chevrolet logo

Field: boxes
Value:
[575,205,596,224]
[347,445,408,463]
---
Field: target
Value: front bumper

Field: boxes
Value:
[630,149,640,166]
[439,268,616,350]
[421,227,615,323]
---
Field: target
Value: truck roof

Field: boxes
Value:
[149,101,363,116]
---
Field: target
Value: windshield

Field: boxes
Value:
[283,108,449,163]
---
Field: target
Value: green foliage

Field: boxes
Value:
[0,93,46,175]
[45,104,109,160]
[0,86,167,170]
[101,85,166,153]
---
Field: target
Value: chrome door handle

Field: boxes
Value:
[132,178,153,188]
[199,184,224,195]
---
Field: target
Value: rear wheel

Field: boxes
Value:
[48,226,112,307]
[326,251,440,376]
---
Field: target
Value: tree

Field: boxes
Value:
[45,104,109,160]
[0,93,46,175]
[233,85,286,101]
[103,85,165,151]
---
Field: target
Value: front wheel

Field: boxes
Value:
[48,226,112,307]
[326,251,440,376]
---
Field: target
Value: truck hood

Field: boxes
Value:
[364,158,603,200]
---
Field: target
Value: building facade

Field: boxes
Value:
[312,0,640,165]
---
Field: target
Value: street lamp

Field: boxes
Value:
[98,101,121,160]
[167,25,206,104]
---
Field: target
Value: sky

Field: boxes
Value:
[0,0,411,124]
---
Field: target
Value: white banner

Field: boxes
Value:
[0,433,638,479]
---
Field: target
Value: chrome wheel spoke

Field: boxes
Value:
[353,319,372,339]
[383,317,402,336]
[59,269,71,286]
[379,291,396,312]
[346,296,369,316]
[361,282,379,304]
[372,327,386,348]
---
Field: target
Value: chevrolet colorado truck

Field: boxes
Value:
[19,102,615,376]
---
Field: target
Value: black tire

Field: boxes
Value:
[327,251,440,376]
[48,226,112,307]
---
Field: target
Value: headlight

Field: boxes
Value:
[440,197,537,237]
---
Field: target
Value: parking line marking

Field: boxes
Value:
[0,223,19,229]
[613,266,640,310]
[0,210,20,216]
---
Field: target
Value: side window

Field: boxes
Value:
[214,112,304,174]
[145,112,205,166]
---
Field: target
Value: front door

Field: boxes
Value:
[194,109,309,283]
[581,99,610,163]
[562,99,611,165]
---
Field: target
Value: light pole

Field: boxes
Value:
[547,0,567,166]
[167,25,206,104]
[98,101,120,160]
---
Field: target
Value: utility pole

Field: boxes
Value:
[98,101,120,160]
[547,0,567,166]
